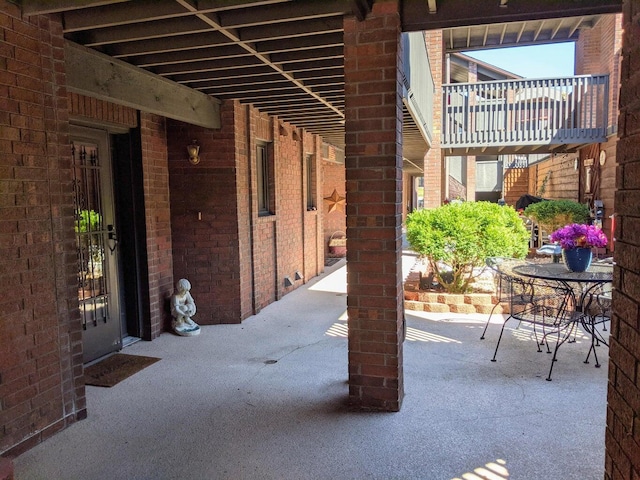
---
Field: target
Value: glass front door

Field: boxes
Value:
[71,126,122,363]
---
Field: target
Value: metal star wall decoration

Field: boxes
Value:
[324,189,346,214]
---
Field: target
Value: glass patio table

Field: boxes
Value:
[511,261,613,367]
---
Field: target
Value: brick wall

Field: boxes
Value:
[234,103,254,320]
[0,3,85,455]
[167,102,322,321]
[249,111,277,310]
[140,113,174,338]
[167,103,242,324]
[322,159,347,256]
[274,119,306,299]
[302,130,323,280]
[576,14,623,135]
[605,1,640,478]
[67,92,137,128]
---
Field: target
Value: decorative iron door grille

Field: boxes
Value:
[72,128,121,363]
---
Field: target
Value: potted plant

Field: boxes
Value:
[548,223,608,272]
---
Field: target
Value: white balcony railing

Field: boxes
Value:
[442,75,609,151]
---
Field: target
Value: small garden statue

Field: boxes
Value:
[170,278,201,336]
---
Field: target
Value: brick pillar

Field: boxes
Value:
[343,0,404,411]
[605,2,640,478]
[424,29,443,208]
[140,113,174,338]
[466,155,476,201]
[465,62,478,201]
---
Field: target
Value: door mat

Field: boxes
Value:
[84,353,161,387]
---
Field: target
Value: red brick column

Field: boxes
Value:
[605,2,640,478]
[344,1,404,411]
[465,63,478,201]
[140,113,174,338]
[423,30,444,208]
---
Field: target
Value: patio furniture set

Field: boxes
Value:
[480,257,613,380]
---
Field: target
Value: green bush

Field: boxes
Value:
[524,200,589,232]
[75,209,101,233]
[406,202,530,293]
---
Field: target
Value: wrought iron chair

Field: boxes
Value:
[480,257,533,340]
[490,278,583,381]
[582,283,612,367]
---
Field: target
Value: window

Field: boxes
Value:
[305,154,316,211]
[256,143,273,215]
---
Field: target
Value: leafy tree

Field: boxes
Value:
[406,202,530,293]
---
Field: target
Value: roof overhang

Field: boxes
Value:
[19,0,623,166]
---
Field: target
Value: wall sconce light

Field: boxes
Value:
[279,124,288,137]
[187,140,200,165]
[292,130,301,142]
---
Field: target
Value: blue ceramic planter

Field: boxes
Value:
[562,247,593,272]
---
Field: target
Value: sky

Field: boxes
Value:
[462,42,576,79]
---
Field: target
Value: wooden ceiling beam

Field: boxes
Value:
[158,57,265,78]
[65,41,221,129]
[218,0,351,29]
[74,16,211,46]
[62,0,189,32]
[62,0,290,31]
[20,0,127,16]
[109,31,234,59]
[239,17,343,42]
[270,46,343,63]
[134,45,249,68]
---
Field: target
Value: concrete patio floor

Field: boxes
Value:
[14,255,608,480]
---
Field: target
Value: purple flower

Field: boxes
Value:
[549,223,608,250]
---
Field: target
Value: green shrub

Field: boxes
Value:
[524,200,589,232]
[75,209,101,233]
[406,202,530,293]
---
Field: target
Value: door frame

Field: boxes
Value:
[70,124,123,363]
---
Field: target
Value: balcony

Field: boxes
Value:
[442,75,610,155]
[401,32,435,172]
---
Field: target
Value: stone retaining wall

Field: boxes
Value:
[403,264,508,314]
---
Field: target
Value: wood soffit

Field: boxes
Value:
[20,0,622,162]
